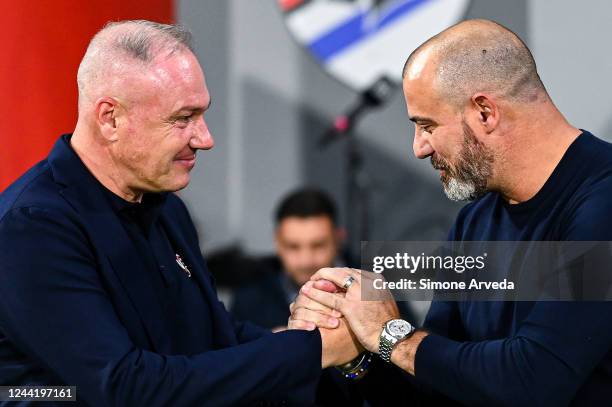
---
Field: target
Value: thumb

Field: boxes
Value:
[313,279,339,293]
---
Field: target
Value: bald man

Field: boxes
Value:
[0,20,361,406]
[290,19,612,405]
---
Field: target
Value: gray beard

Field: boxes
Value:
[443,177,479,201]
[440,120,494,202]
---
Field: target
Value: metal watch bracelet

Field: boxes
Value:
[379,335,395,363]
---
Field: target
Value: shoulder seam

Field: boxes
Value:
[0,161,54,223]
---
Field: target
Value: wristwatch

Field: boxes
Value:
[379,319,415,363]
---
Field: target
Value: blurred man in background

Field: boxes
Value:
[231,187,417,333]
[231,188,344,330]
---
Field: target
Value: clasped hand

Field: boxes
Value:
[288,268,400,368]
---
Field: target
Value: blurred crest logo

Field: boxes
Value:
[280,0,471,91]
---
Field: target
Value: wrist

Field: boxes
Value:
[320,328,334,368]
[390,330,428,375]
[336,352,374,380]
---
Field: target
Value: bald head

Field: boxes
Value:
[76,20,194,112]
[403,19,546,110]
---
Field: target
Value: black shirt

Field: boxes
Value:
[100,187,213,355]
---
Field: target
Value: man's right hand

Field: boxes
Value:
[319,318,363,368]
[288,280,342,331]
[288,315,362,368]
[288,280,362,368]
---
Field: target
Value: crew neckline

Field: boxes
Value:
[501,130,590,214]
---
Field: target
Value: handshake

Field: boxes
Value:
[287,267,404,370]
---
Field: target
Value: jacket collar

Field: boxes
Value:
[47,134,238,351]
[48,135,173,351]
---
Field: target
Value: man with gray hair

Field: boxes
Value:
[290,19,612,405]
[0,20,361,406]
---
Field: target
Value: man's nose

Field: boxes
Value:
[190,117,214,150]
[413,130,434,159]
[296,249,316,267]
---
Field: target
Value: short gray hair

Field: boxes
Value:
[76,20,194,106]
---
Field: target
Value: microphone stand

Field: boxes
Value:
[318,77,395,264]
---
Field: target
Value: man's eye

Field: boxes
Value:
[420,125,433,134]
[177,115,193,122]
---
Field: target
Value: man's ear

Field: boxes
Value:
[94,97,121,142]
[470,93,499,134]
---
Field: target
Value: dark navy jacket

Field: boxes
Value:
[0,135,322,406]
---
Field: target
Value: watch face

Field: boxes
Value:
[387,319,412,338]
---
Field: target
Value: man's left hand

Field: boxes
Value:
[300,267,400,354]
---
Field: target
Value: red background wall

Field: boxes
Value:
[0,0,174,191]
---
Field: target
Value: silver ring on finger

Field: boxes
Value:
[342,275,356,290]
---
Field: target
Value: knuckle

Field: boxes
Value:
[315,311,327,323]
[309,298,322,310]
[320,267,333,275]
[308,310,320,322]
